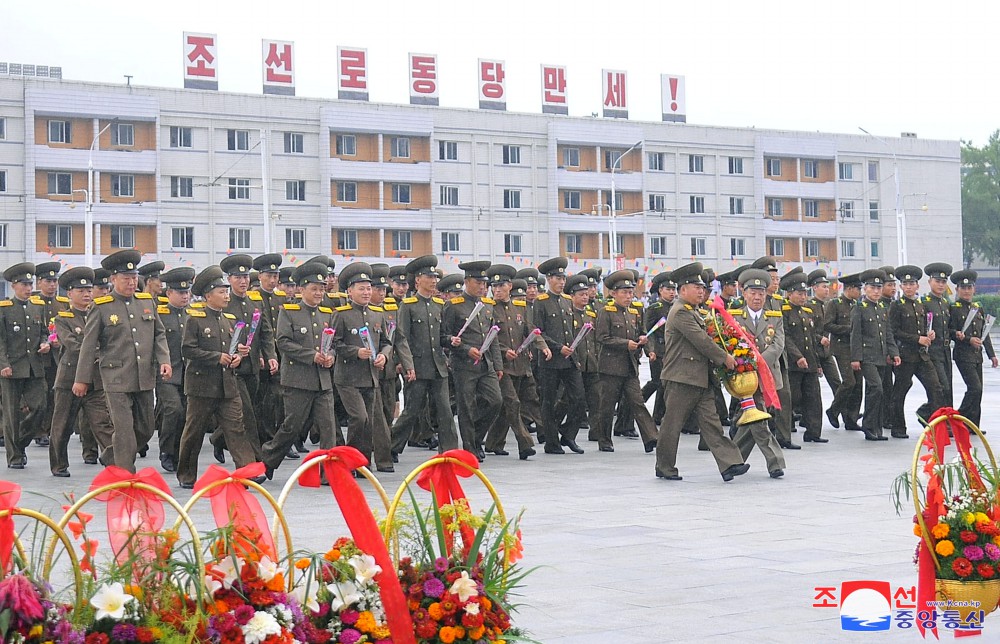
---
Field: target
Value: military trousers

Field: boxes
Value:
[655,380,744,478]
[880,365,895,429]
[956,360,985,428]
[830,348,863,424]
[918,348,953,417]
[0,376,46,467]
[391,377,458,454]
[517,370,543,429]
[176,395,256,486]
[860,363,888,435]
[379,376,398,431]
[892,358,940,432]
[640,356,666,423]
[255,369,281,442]
[732,394,785,475]
[37,360,57,440]
[556,371,598,439]
[155,381,186,460]
[595,374,658,450]
[339,385,393,469]
[819,353,842,395]
[538,367,585,447]
[484,373,534,454]
[49,387,114,474]
[453,368,502,451]
[787,370,822,440]
[208,374,262,460]
[104,389,156,473]
[262,387,337,472]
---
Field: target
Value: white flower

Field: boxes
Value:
[328,580,362,612]
[90,582,136,621]
[204,574,223,596]
[271,602,293,625]
[292,585,320,613]
[349,554,382,584]
[465,601,481,615]
[214,557,241,590]
[257,555,279,582]
[241,610,281,644]
[449,571,479,603]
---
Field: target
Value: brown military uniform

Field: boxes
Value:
[950,299,995,427]
[889,295,940,434]
[0,295,50,466]
[156,303,188,465]
[850,298,898,437]
[783,302,823,441]
[483,297,538,456]
[825,294,863,427]
[809,296,842,395]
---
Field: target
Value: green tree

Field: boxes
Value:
[962,131,1000,267]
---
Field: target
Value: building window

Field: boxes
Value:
[441,231,460,252]
[648,194,666,212]
[285,228,306,250]
[502,145,521,165]
[730,197,744,215]
[440,185,459,206]
[170,176,193,198]
[284,132,304,154]
[0,170,5,193]
[111,225,135,249]
[650,236,667,256]
[504,233,522,254]
[604,150,624,170]
[689,196,705,214]
[390,137,410,159]
[392,183,411,205]
[0,117,5,140]
[229,227,251,250]
[841,239,856,257]
[766,158,781,177]
[803,159,818,179]
[227,129,250,151]
[392,230,412,252]
[285,180,305,202]
[228,178,250,200]
[565,233,582,254]
[804,200,819,218]
[840,201,855,219]
[503,189,521,209]
[869,201,880,221]
[871,240,880,258]
[337,182,357,203]
[563,148,580,168]
[112,123,134,147]
[688,155,704,173]
[600,191,623,211]
[838,162,854,180]
[868,161,878,182]
[0,224,7,248]
[48,224,72,248]
[171,226,194,249]
[438,140,458,161]
[648,152,665,171]
[336,134,356,156]
[48,120,70,144]
[730,238,746,257]
[613,235,624,255]
[768,198,783,217]
[169,126,192,148]
[111,174,134,198]
[690,237,706,256]
[47,172,72,195]
[338,229,358,251]
[769,238,784,257]
[728,157,744,175]
[564,191,581,210]
[805,239,820,257]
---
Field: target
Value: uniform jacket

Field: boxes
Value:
[596,301,645,376]
[783,303,819,373]
[644,299,671,359]
[850,298,899,364]
[157,303,188,385]
[534,291,578,371]
[76,292,170,392]
[950,300,996,365]
[376,297,412,382]
[257,288,283,331]
[825,295,856,354]
[922,294,953,360]
[0,296,49,379]
[569,305,598,372]
[493,298,544,377]
[275,301,334,391]
[729,306,785,389]
[332,302,393,387]
[225,291,276,377]
[889,295,931,363]
[660,301,730,389]
[54,308,104,390]
[808,297,833,359]
[181,306,240,399]
[395,293,448,379]
[440,294,502,374]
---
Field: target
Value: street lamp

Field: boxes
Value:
[858,127,905,265]
[88,118,118,267]
[591,203,613,264]
[608,140,643,273]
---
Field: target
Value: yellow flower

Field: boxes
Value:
[913,525,923,537]
[936,540,955,556]
[356,611,376,633]
[29,625,43,637]
[964,512,976,526]
[976,512,991,524]
[931,523,950,539]
[994,535,1000,547]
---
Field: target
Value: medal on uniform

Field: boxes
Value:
[12,325,19,333]
[109,315,119,325]
[300,327,308,334]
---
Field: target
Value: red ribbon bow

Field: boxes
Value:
[0,481,21,575]
[90,467,172,566]
[194,463,276,561]
[710,296,781,409]
[415,449,480,557]
[299,447,415,644]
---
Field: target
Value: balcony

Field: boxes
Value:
[33,145,157,174]
[325,157,431,183]
[556,167,642,192]
[326,206,432,230]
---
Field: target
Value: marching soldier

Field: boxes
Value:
[826,273,864,431]
[510,278,544,433]
[436,274,464,299]
[251,253,285,443]
[33,261,65,447]
[175,267,261,488]
[889,265,941,437]
[93,269,111,298]
[559,275,600,440]
[655,262,749,482]
[371,264,408,433]
[389,265,410,300]
[641,274,676,425]
[278,267,298,299]
[949,270,997,427]
[850,269,899,441]
[74,250,171,472]
[878,266,898,432]
[807,269,842,397]
[154,267,195,472]
[781,271,825,444]
[138,261,165,300]
[919,263,955,417]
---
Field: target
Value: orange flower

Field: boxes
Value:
[356,611,376,633]
[481,597,492,611]
[428,602,444,621]
[295,558,311,570]
[470,626,486,640]
[265,571,286,592]
[439,626,457,644]
[324,548,341,561]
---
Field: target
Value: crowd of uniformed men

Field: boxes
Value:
[0,249,993,485]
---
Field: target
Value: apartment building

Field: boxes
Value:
[0,75,962,281]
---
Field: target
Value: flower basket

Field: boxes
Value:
[936,578,1000,624]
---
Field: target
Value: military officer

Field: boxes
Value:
[93,269,111,298]
[251,253,285,443]
[781,271,825,444]
[919,263,955,417]
[389,265,410,300]
[641,273,676,425]
[32,260,65,447]
[850,269,899,441]
[261,262,337,479]
[175,267,261,488]
[889,265,941,437]
[441,261,504,460]
[655,263,749,482]
[580,267,603,307]
[717,270,740,306]
[0,263,52,468]
[878,266,899,431]
[807,269,842,397]
[826,273,864,430]
[949,270,997,427]
[138,261,165,300]
[371,264,408,434]
[153,267,195,472]
[509,277,545,434]
[559,275,601,440]
[278,267,298,298]
[436,274,464,298]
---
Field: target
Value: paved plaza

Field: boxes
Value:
[5,359,998,643]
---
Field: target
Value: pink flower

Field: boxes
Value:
[0,574,45,628]
[985,543,1000,561]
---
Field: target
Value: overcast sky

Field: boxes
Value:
[5,0,998,145]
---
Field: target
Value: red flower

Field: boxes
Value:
[960,530,979,544]
[85,634,110,644]
[415,620,438,639]
[978,563,996,579]
[953,557,974,578]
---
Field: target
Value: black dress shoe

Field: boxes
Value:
[248,475,267,485]
[83,457,98,465]
[160,456,177,473]
[844,423,864,432]
[409,439,431,449]
[285,448,300,459]
[52,470,70,478]
[519,448,536,460]
[214,445,225,464]
[891,432,910,439]
[35,437,50,447]
[178,482,194,490]
[138,447,147,458]
[803,436,829,443]
[579,421,590,430]
[598,445,615,452]
[778,440,801,450]
[560,438,585,454]
[544,445,566,455]
[295,441,309,454]
[644,440,657,453]
[680,427,701,435]
[614,429,639,439]
[376,466,395,473]
[391,452,399,463]
[475,450,485,463]
[769,469,784,479]
[655,469,682,481]
[487,449,509,456]
[264,465,274,481]
[721,463,751,481]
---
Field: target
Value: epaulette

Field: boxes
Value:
[782,304,792,311]
[432,297,445,305]
[29,296,45,306]
[56,295,70,304]
[135,293,153,300]
[274,289,286,297]
[771,294,784,301]
[369,305,384,312]
[190,302,205,308]
[481,297,496,305]
[402,297,418,304]
[384,296,397,304]
[158,296,169,304]
[223,312,236,320]
[632,301,644,307]
[248,291,263,301]
[728,309,745,317]
[282,303,301,310]
[383,303,398,311]
[94,295,114,305]
[295,294,303,300]
[450,296,465,305]
[561,293,572,300]
[318,306,333,314]
[764,310,782,318]
[335,304,353,312]
[802,306,813,314]
[698,308,709,316]
[157,306,170,315]
[332,291,348,299]
[605,304,618,312]
[650,301,663,308]
[513,300,526,307]
[187,309,206,317]
[627,307,639,315]
[57,310,74,318]
[684,303,694,310]
[586,310,597,318]
[974,302,981,308]
[537,293,550,301]
[0,300,11,307]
